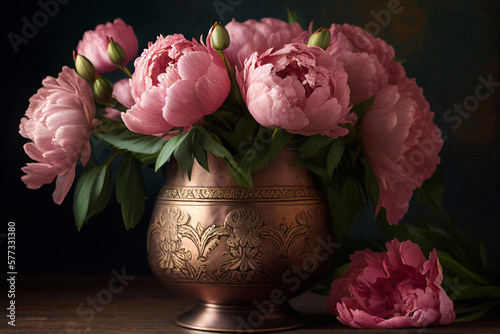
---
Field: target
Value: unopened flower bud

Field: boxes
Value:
[74,53,96,82]
[93,77,113,105]
[307,28,331,50]
[210,22,230,51]
[107,37,126,66]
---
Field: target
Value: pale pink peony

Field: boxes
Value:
[328,239,456,328]
[358,78,443,225]
[103,79,135,120]
[19,66,98,204]
[111,78,135,108]
[238,42,353,137]
[225,18,307,70]
[76,18,138,73]
[121,34,231,137]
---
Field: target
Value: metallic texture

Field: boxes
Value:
[147,150,336,332]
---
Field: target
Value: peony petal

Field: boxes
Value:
[53,168,76,205]
[328,239,455,329]
[399,240,427,269]
[163,80,204,126]
[177,51,212,81]
[196,63,231,114]
[19,67,96,204]
[122,104,174,136]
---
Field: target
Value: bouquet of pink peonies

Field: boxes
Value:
[19,17,442,234]
[19,13,500,330]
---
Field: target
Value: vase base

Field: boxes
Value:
[175,301,308,333]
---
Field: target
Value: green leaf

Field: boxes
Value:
[479,241,490,269]
[416,170,448,219]
[196,126,253,188]
[453,285,500,300]
[328,174,360,239]
[73,162,101,230]
[350,94,376,123]
[286,7,300,24]
[448,224,483,267]
[192,141,209,172]
[133,152,160,166]
[173,130,195,179]
[197,126,233,158]
[454,299,500,322]
[73,162,112,230]
[295,158,328,185]
[241,126,273,174]
[221,113,258,150]
[155,130,190,171]
[297,135,334,159]
[226,161,253,188]
[86,164,112,219]
[326,140,345,178]
[269,129,294,159]
[95,118,166,154]
[437,251,492,286]
[116,153,146,230]
[360,157,379,206]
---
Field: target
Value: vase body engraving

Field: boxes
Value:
[147,150,337,332]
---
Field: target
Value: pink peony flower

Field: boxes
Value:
[121,34,231,137]
[358,78,443,225]
[103,79,135,120]
[225,18,307,70]
[76,18,138,73]
[328,239,456,328]
[325,26,390,105]
[19,66,98,204]
[329,24,405,86]
[238,42,353,137]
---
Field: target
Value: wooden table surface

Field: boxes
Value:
[4,274,499,333]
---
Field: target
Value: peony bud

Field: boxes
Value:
[93,76,114,105]
[74,53,96,82]
[307,28,331,50]
[107,37,126,66]
[210,22,230,51]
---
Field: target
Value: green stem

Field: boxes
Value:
[217,50,248,115]
[217,50,231,77]
[108,97,129,112]
[104,149,123,167]
[118,65,133,78]
[211,112,233,132]
[272,126,282,139]
[352,143,362,167]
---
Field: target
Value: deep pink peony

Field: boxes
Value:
[328,239,456,328]
[238,42,353,137]
[358,78,443,225]
[225,18,307,70]
[76,18,138,73]
[19,66,98,204]
[121,34,231,137]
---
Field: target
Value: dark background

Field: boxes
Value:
[3,0,499,275]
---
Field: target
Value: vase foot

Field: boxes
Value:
[175,301,308,332]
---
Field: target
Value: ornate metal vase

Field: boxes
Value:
[147,149,337,332]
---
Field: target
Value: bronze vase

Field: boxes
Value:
[147,149,337,332]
